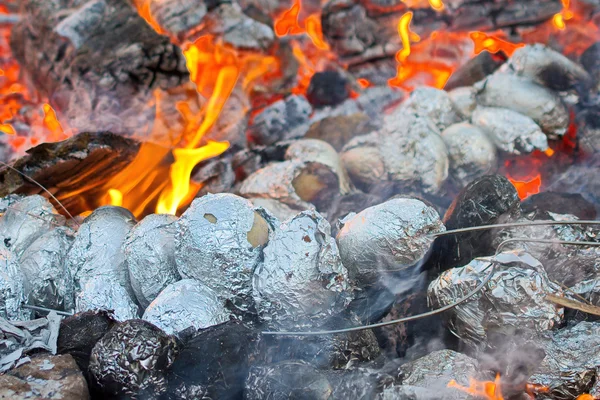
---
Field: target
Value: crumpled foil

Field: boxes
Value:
[248,198,298,222]
[0,195,65,258]
[19,227,74,311]
[428,250,563,349]
[398,87,462,131]
[245,360,333,400]
[252,210,353,330]
[176,193,276,314]
[89,319,178,398]
[471,106,548,154]
[0,249,30,321]
[336,197,445,289]
[0,311,61,372]
[124,214,180,309]
[142,279,230,335]
[75,277,139,321]
[528,321,600,398]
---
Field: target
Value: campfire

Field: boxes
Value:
[1,0,600,398]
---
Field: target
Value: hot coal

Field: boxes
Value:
[336,197,445,290]
[248,95,312,146]
[546,153,600,211]
[521,192,597,220]
[398,87,462,131]
[581,42,600,89]
[253,210,353,330]
[306,71,350,108]
[163,320,257,399]
[576,106,600,154]
[304,113,378,152]
[124,214,180,309]
[0,249,29,321]
[89,319,178,398]
[445,51,507,91]
[142,279,231,335]
[176,193,274,315]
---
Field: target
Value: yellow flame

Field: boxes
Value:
[0,123,15,135]
[553,14,566,30]
[429,0,444,10]
[397,12,415,63]
[107,189,123,207]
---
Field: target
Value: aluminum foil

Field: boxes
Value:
[336,197,445,289]
[474,73,569,137]
[341,112,449,194]
[0,249,30,321]
[75,277,139,321]
[0,195,65,258]
[441,122,497,187]
[528,322,600,398]
[248,198,298,222]
[448,86,477,119]
[142,279,230,335]
[176,193,276,314]
[471,106,548,154]
[89,319,178,398]
[398,87,463,131]
[124,214,180,309]
[252,210,353,330]
[428,250,563,349]
[19,226,74,311]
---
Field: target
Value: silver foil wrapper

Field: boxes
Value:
[19,227,74,311]
[253,210,353,330]
[398,87,463,131]
[0,249,30,321]
[176,193,275,314]
[428,250,563,349]
[124,214,180,309]
[89,319,178,398]
[248,198,298,222]
[336,197,445,288]
[0,195,65,258]
[471,106,548,154]
[441,122,497,187]
[142,279,230,335]
[342,112,449,193]
[75,277,139,321]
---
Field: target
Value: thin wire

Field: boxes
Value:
[430,220,600,238]
[0,161,80,227]
[22,304,74,317]
[262,238,600,336]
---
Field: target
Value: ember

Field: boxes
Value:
[448,374,504,400]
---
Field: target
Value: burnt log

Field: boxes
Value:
[10,0,188,135]
[0,132,140,216]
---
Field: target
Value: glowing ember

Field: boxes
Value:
[357,78,372,88]
[508,173,542,200]
[448,374,504,400]
[42,104,68,142]
[274,0,303,36]
[577,394,595,400]
[553,0,574,30]
[469,32,525,56]
[0,123,15,135]
[305,14,329,50]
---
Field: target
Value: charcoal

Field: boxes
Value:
[341,112,449,194]
[580,42,600,88]
[244,360,333,400]
[239,160,340,210]
[546,154,600,210]
[502,44,591,91]
[448,86,477,119]
[398,87,463,131]
[57,310,116,375]
[445,51,507,91]
[148,0,207,38]
[163,320,257,399]
[176,193,275,314]
[471,106,548,154]
[89,320,178,398]
[336,197,445,289]
[576,106,600,154]
[306,71,350,108]
[143,279,231,335]
[252,210,353,330]
[474,73,569,138]
[353,86,404,120]
[0,249,29,321]
[521,192,597,220]
[0,195,65,258]
[326,368,383,399]
[304,113,378,151]
[192,155,236,198]
[431,174,520,271]
[441,122,498,187]
[248,95,312,146]
[248,198,298,221]
[285,138,351,194]
[124,214,180,309]
[428,251,564,349]
[75,277,140,321]
[20,227,74,311]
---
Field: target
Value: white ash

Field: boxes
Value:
[448,86,477,119]
[0,249,30,321]
[20,227,74,312]
[252,210,353,330]
[124,214,180,309]
[142,279,231,335]
[75,277,139,321]
[471,106,549,154]
[336,197,445,289]
[474,73,569,137]
[248,95,312,146]
[441,122,497,186]
[176,193,275,314]
[398,87,463,131]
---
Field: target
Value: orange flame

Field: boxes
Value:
[469,32,525,56]
[508,173,542,200]
[577,395,595,400]
[357,78,372,88]
[274,0,304,36]
[305,14,329,50]
[552,0,574,30]
[42,103,68,142]
[448,374,504,400]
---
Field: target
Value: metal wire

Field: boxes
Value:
[22,304,74,317]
